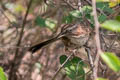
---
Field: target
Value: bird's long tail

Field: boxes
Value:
[29,37,60,53]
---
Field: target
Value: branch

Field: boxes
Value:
[51,51,75,80]
[91,0,103,80]
[9,0,34,80]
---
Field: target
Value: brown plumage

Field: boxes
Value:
[29,23,90,53]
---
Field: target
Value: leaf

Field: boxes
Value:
[59,55,71,67]
[45,18,56,29]
[35,16,56,30]
[97,77,108,80]
[35,62,42,69]
[35,16,46,27]
[71,57,85,67]
[66,57,85,80]
[101,20,120,32]
[96,0,109,2]
[63,15,73,24]
[65,64,85,80]
[0,67,7,80]
[59,56,85,80]
[101,52,120,72]
[96,2,107,10]
[82,6,92,14]
[98,14,107,23]
[63,10,82,24]
[70,10,82,18]
[116,15,120,22]
[103,6,114,13]
[109,0,120,7]
[15,4,25,13]
[96,2,114,14]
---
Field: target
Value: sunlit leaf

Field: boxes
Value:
[59,56,85,80]
[15,4,25,13]
[82,6,92,13]
[45,18,56,29]
[35,16,56,30]
[5,3,15,12]
[101,20,120,32]
[35,62,42,69]
[97,77,108,80]
[0,67,7,80]
[96,0,109,2]
[101,52,120,72]
[109,0,120,7]
[65,64,85,80]
[70,10,82,18]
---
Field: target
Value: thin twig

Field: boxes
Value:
[86,0,106,16]
[51,51,75,80]
[85,48,94,69]
[63,0,76,10]
[0,45,29,49]
[92,0,103,80]
[9,0,33,80]
[0,9,13,24]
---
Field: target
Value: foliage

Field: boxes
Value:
[0,67,7,80]
[101,52,120,72]
[97,77,108,80]
[59,55,85,80]
[101,20,120,32]
[35,16,56,30]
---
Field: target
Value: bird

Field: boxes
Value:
[28,23,90,53]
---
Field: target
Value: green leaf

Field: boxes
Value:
[116,15,120,22]
[82,6,92,14]
[60,56,85,80]
[15,4,25,13]
[59,55,71,67]
[103,6,114,13]
[101,20,120,32]
[35,16,46,27]
[96,2,107,10]
[96,2,114,14]
[63,15,73,24]
[70,10,82,18]
[0,67,7,80]
[45,18,56,29]
[66,57,85,80]
[97,77,108,80]
[101,52,120,72]
[65,64,85,80]
[98,14,107,23]
[96,0,109,2]
[35,16,56,30]
[63,10,83,24]
[71,57,85,67]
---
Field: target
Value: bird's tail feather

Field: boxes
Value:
[29,37,60,53]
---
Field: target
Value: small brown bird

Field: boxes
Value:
[29,23,90,53]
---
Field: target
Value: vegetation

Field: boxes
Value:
[0,0,120,80]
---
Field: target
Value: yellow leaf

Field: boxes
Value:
[109,0,120,7]
[109,2,117,7]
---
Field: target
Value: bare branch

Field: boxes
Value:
[9,0,34,80]
[51,50,75,80]
[91,0,103,80]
